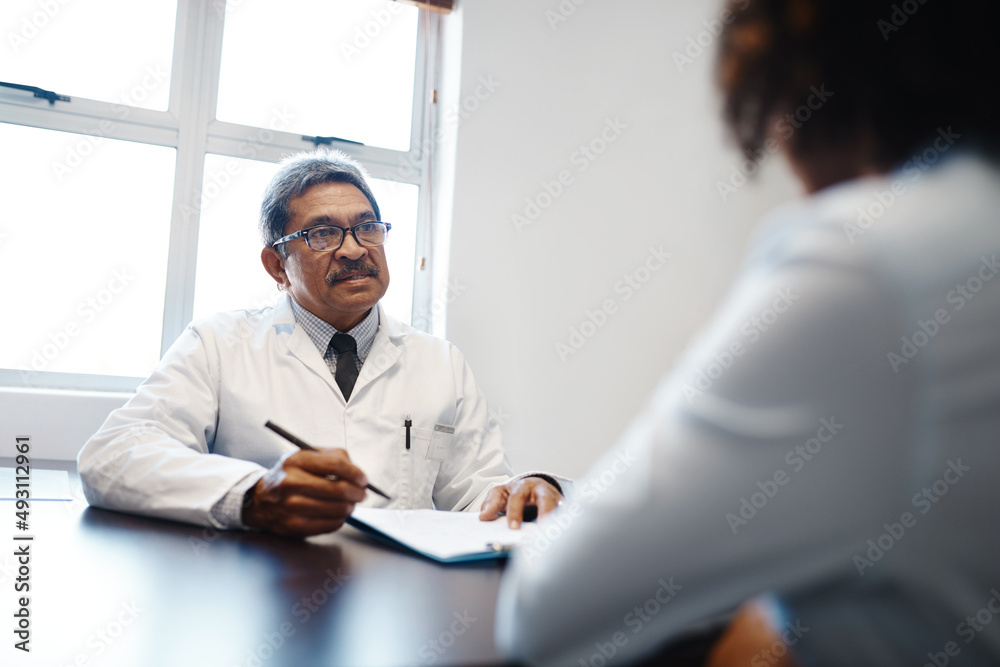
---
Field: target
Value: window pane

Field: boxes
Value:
[192,156,282,320]
[216,0,418,151]
[1,0,176,111]
[372,179,419,324]
[193,154,419,324]
[0,123,175,379]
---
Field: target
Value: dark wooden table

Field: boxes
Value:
[0,464,513,667]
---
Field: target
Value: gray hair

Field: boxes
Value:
[259,149,381,256]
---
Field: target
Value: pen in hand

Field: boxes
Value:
[265,420,393,501]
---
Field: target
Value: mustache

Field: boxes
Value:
[326,260,381,285]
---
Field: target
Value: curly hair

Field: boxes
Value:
[717,0,1000,166]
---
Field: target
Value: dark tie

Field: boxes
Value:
[330,333,360,401]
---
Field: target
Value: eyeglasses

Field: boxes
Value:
[272,222,392,252]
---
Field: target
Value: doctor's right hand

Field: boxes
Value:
[242,449,369,537]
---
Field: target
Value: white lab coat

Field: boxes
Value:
[79,296,543,529]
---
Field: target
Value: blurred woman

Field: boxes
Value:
[496,1,1000,665]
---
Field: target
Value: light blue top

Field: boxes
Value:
[496,151,1000,666]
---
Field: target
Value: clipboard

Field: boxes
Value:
[346,507,537,564]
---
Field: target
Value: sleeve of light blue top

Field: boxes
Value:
[494,201,915,666]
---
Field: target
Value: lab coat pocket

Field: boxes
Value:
[403,427,439,508]
[406,426,434,456]
[427,424,455,461]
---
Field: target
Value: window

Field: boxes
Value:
[216,0,419,151]
[4,0,176,111]
[0,0,432,392]
[0,124,175,380]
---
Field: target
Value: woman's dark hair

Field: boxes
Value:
[717,0,1000,166]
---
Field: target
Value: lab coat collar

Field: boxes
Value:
[270,293,404,403]
[377,302,410,342]
[271,293,342,398]
[354,303,403,397]
[271,291,296,329]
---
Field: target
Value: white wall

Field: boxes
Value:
[444,0,803,477]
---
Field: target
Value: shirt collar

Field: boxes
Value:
[289,297,380,361]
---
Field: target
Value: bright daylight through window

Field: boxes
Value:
[0,0,428,392]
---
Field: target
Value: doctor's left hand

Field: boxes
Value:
[479,476,562,529]
[242,449,369,537]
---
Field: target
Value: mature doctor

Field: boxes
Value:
[79,150,565,537]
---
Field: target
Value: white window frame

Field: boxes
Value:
[0,0,436,393]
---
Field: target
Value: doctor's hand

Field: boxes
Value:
[478,476,562,529]
[242,449,369,537]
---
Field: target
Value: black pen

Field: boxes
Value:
[264,420,392,501]
[404,415,412,450]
